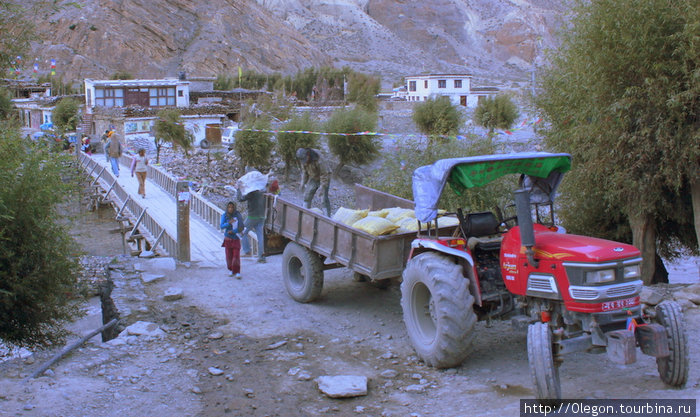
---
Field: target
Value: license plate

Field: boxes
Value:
[601,297,638,311]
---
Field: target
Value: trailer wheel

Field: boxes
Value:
[199,139,210,149]
[282,242,324,303]
[400,252,476,368]
[527,322,561,401]
[654,301,688,387]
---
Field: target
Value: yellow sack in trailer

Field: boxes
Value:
[390,217,418,234]
[434,215,460,228]
[332,207,369,226]
[352,216,399,236]
[368,208,390,218]
[385,207,415,223]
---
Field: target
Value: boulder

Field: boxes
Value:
[163,287,184,301]
[316,375,368,398]
[640,287,664,306]
[141,273,165,284]
[123,321,165,338]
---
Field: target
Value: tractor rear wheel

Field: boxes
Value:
[400,252,476,368]
[527,322,561,400]
[282,242,324,303]
[654,301,688,387]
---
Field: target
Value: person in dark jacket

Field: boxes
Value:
[220,201,244,278]
[237,184,266,263]
[297,147,331,216]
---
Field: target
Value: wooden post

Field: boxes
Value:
[176,181,191,262]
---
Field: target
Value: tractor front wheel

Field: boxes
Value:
[527,322,561,401]
[400,252,476,368]
[282,242,324,303]
[654,301,688,387]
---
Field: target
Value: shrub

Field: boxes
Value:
[0,125,85,347]
[346,72,381,112]
[52,98,81,133]
[473,94,519,135]
[234,117,274,169]
[325,107,379,173]
[0,87,12,120]
[276,113,318,178]
[154,108,191,158]
[412,97,464,143]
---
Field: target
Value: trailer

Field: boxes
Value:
[263,184,457,302]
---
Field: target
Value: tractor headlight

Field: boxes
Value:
[585,269,615,284]
[623,264,641,279]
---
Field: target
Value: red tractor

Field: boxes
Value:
[402,152,689,399]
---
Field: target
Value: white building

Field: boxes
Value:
[404,74,497,108]
[83,78,190,113]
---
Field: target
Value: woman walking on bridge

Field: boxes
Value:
[221,202,244,279]
[130,148,149,198]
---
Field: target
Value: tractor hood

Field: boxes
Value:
[532,230,641,263]
[412,152,571,222]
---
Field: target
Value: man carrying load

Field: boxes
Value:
[296,148,332,216]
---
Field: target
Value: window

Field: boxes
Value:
[438,80,446,88]
[424,80,428,88]
[149,87,176,107]
[409,81,416,92]
[178,90,184,97]
[94,88,124,107]
[454,79,462,88]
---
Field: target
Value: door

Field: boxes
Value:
[124,88,149,106]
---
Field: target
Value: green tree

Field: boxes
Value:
[154,109,191,161]
[473,95,519,136]
[214,74,235,91]
[0,87,12,119]
[325,107,379,174]
[110,70,133,80]
[233,117,274,170]
[0,124,85,347]
[536,0,700,284]
[346,72,380,112]
[52,98,81,133]
[412,97,464,143]
[276,113,318,180]
[0,2,34,73]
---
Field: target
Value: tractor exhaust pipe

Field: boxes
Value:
[515,189,539,268]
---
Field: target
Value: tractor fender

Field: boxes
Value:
[410,239,474,267]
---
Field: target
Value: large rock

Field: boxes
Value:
[640,287,665,306]
[123,321,166,338]
[163,287,184,301]
[673,291,700,306]
[316,375,368,398]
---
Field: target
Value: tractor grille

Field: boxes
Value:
[527,275,558,294]
[605,284,638,298]
[569,288,598,300]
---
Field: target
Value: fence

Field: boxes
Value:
[118,153,224,230]
[79,153,178,257]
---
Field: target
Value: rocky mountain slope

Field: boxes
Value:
[23,0,566,86]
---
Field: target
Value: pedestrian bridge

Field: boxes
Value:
[78,152,246,268]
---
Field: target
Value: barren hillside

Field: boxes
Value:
[22,0,566,85]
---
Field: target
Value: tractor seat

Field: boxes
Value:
[460,211,503,251]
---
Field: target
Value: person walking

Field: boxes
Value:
[107,131,122,177]
[101,130,110,162]
[130,148,148,198]
[237,180,266,263]
[220,202,244,278]
[296,147,331,216]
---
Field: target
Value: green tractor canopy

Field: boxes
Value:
[412,152,572,222]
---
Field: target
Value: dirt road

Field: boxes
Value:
[1,251,698,417]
